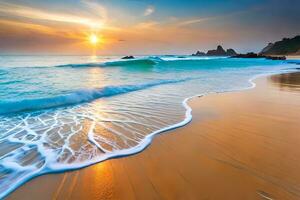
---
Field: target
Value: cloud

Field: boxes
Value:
[81,0,107,21]
[177,18,211,26]
[0,2,105,29]
[144,6,155,16]
[0,19,56,34]
[135,21,159,29]
[175,8,258,28]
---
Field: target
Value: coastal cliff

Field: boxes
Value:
[260,35,300,55]
[231,35,300,60]
[192,35,300,58]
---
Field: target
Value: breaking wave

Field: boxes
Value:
[0,78,191,115]
[57,57,163,68]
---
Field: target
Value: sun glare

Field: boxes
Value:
[89,34,99,45]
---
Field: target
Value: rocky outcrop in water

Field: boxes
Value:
[232,52,286,60]
[206,45,227,56]
[122,56,135,59]
[192,51,206,56]
[232,52,264,58]
[265,55,286,60]
[226,48,237,56]
[192,45,237,56]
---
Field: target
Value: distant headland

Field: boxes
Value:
[192,35,300,60]
[260,35,300,55]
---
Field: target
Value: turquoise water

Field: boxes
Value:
[0,55,297,198]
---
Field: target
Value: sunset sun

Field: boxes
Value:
[89,34,99,45]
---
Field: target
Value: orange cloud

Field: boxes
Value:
[0,2,105,29]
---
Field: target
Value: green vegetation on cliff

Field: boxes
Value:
[260,35,300,55]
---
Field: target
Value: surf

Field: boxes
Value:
[0,78,191,115]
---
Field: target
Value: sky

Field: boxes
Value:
[0,0,299,55]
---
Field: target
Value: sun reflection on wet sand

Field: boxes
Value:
[269,72,300,92]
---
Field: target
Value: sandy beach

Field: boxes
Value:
[7,72,300,200]
[287,56,300,60]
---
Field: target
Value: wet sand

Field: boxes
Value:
[287,56,300,60]
[7,72,300,200]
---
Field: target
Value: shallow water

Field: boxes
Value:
[0,55,297,198]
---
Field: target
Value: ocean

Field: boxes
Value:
[0,55,297,198]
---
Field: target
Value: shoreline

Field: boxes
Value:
[2,65,296,199]
[0,68,296,199]
[7,71,300,199]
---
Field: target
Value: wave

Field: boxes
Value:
[56,56,231,68]
[0,69,8,76]
[56,63,104,68]
[8,56,231,69]
[0,78,191,115]
[57,57,162,68]
[55,56,228,69]
[103,58,159,67]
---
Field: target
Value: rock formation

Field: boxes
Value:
[226,48,237,56]
[206,45,227,56]
[121,56,135,59]
[192,51,206,56]
[232,53,286,60]
[192,45,237,56]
